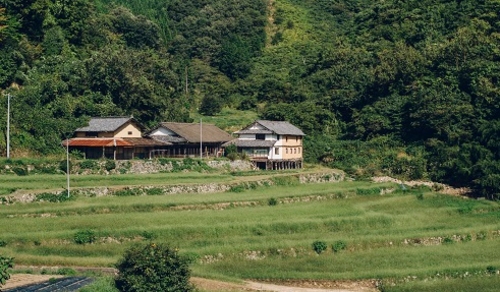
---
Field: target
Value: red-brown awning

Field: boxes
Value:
[61,138,132,147]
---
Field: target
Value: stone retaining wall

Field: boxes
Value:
[2,171,345,204]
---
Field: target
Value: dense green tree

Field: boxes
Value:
[1,0,500,197]
[115,243,194,292]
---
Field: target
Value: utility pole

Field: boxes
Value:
[66,137,70,198]
[6,93,10,159]
[185,66,188,97]
[200,118,203,160]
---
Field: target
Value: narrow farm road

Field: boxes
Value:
[5,274,377,292]
[245,280,377,292]
[191,277,378,292]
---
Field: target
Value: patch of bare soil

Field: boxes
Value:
[191,277,257,291]
[5,274,377,292]
[2,274,64,290]
[193,277,378,292]
[7,263,376,292]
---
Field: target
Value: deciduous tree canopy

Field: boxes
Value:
[1,0,500,198]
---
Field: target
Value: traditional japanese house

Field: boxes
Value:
[147,122,233,158]
[223,120,305,170]
[62,117,168,159]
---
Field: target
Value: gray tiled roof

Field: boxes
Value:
[234,129,273,135]
[149,122,233,143]
[150,135,185,144]
[222,139,276,148]
[235,120,305,136]
[256,120,305,136]
[75,117,140,132]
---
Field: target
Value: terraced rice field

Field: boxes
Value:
[1,169,499,291]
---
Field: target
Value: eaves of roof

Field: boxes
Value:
[222,139,276,148]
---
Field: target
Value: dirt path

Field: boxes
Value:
[5,274,377,292]
[245,281,377,292]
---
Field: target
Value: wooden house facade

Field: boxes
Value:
[147,122,233,158]
[62,117,168,160]
[223,120,305,170]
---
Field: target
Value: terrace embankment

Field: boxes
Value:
[2,169,345,204]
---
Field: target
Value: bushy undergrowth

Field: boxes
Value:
[271,176,299,186]
[105,160,116,171]
[36,192,74,203]
[80,160,98,170]
[74,230,96,245]
[0,255,13,288]
[332,240,348,253]
[312,241,327,254]
[114,189,138,197]
[268,197,278,206]
[12,167,28,176]
[80,277,118,292]
[307,136,427,180]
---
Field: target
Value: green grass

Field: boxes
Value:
[0,176,499,290]
[79,277,119,292]
[0,172,234,194]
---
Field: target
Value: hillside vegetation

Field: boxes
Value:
[1,0,500,198]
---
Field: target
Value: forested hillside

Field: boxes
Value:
[1,0,499,198]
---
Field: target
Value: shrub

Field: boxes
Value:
[476,231,488,240]
[312,241,328,254]
[332,240,348,253]
[442,236,454,244]
[141,231,157,240]
[0,240,6,247]
[74,230,96,245]
[56,267,77,275]
[271,176,299,186]
[36,192,73,203]
[462,234,472,242]
[80,160,97,170]
[356,187,381,196]
[0,255,14,288]
[145,188,163,196]
[12,166,28,176]
[105,160,116,171]
[114,189,137,196]
[59,159,72,174]
[115,243,194,292]
[268,197,278,206]
[225,144,237,156]
[229,185,246,193]
[226,152,238,161]
[486,266,497,274]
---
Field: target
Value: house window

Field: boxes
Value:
[296,137,298,142]
[85,132,98,137]
[275,148,279,155]
[256,134,265,140]
[277,135,280,140]
[286,136,288,142]
[286,148,288,154]
[128,131,133,135]
[299,148,301,154]
[294,148,297,154]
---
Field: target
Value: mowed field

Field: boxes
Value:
[1,170,500,291]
